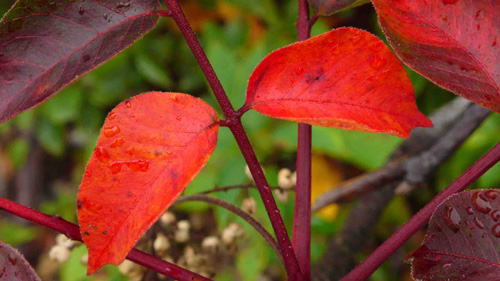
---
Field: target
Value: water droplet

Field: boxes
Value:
[126,159,149,172]
[473,217,485,229]
[442,0,458,5]
[111,138,125,148]
[350,35,361,44]
[95,147,110,163]
[78,6,85,14]
[125,101,132,108]
[482,233,486,238]
[103,125,120,138]
[108,112,117,120]
[77,200,83,209]
[0,52,4,57]
[170,94,178,102]
[108,161,123,174]
[491,210,500,222]
[472,191,492,214]
[294,66,304,75]
[444,206,460,233]
[116,2,130,8]
[466,207,474,215]
[369,55,387,70]
[492,223,500,237]
[486,190,499,199]
[369,42,384,52]
[176,116,182,121]
[83,55,90,62]
[103,13,108,20]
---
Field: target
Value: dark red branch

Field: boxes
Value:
[340,141,500,281]
[163,0,303,279]
[0,198,210,281]
[293,1,313,280]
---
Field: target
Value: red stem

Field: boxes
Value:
[164,0,303,279]
[293,0,312,280]
[0,198,210,281]
[341,141,500,281]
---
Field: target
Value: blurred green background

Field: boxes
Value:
[0,0,499,280]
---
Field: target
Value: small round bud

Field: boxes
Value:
[48,245,71,263]
[183,246,197,266]
[242,197,257,215]
[245,165,253,181]
[160,212,176,227]
[177,220,190,231]
[55,234,75,248]
[221,227,236,245]
[278,168,295,189]
[274,189,289,202]
[228,223,244,238]
[153,233,170,254]
[202,236,220,253]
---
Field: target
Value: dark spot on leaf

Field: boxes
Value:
[84,232,90,236]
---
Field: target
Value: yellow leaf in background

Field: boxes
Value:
[311,154,344,221]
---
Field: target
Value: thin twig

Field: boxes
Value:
[173,194,285,266]
[0,198,210,281]
[200,184,293,195]
[164,0,303,279]
[294,0,313,280]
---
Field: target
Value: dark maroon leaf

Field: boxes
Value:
[0,0,161,123]
[408,189,500,281]
[0,240,41,281]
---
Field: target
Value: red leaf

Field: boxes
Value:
[0,240,41,281]
[244,28,432,138]
[308,0,370,16]
[77,92,219,274]
[409,190,500,281]
[372,0,500,112]
[0,0,161,123]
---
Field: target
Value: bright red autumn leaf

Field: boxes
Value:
[372,0,500,113]
[77,92,219,274]
[0,240,41,281]
[409,190,500,281]
[0,0,161,124]
[308,0,370,15]
[244,28,432,138]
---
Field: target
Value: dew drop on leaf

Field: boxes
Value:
[472,191,492,214]
[473,216,485,229]
[369,55,387,70]
[110,138,125,148]
[465,207,474,215]
[491,210,500,222]
[78,6,84,14]
[95,147,110,163]
[444,206,460,233]
[492,223,500,238]
[108,162,123,174]
[126,160,149,172]
[108,112,117,120]
[125,101,132,108]
[103,126,120,138]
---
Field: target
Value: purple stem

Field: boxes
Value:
[164,0,303,279]
[0,198,210,281]
[293,0,313,280]
[341,141,500,281]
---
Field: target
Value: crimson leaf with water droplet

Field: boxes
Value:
[307,0,370,16]
[0,239,41,281]
[244,27,432,138]
[372,0,500,112]
[0,0,161,124]
[77,92,219,274]
[409,189,500,281]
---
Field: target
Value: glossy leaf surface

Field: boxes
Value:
[77,92,219,274]
[308,0,370,16]
[372,0,500,112]
[409,190,500,281]
[0,0,161,124]
[0,240,41,281]
[245,28,432,138]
